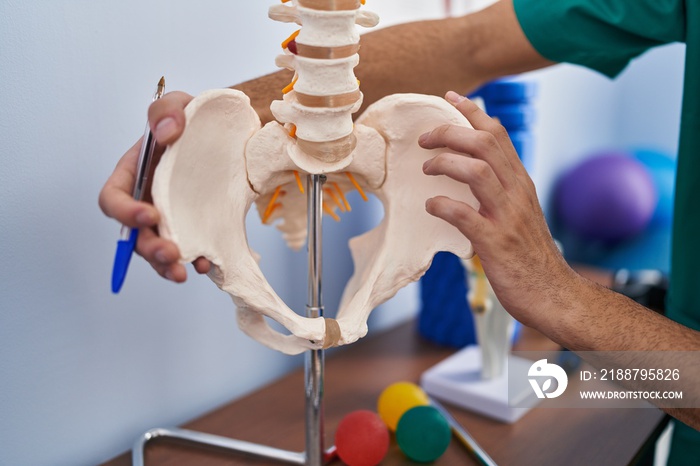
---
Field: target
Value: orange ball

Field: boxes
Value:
[377,381,430,431]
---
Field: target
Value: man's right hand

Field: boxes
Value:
[99,91,211,282]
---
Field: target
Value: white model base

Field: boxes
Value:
[421,345,540,423]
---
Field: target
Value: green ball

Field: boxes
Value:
[396,406,451,462]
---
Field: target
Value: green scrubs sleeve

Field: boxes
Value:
[513,0,686,78]
[513,1,700,463]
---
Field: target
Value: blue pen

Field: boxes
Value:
[111,76,165,293]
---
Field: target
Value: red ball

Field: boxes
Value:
[335,410,390,466]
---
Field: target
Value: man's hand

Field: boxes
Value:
[419,91,576,326]
[99,91,210,282]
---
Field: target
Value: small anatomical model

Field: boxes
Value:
[463,256,515,379]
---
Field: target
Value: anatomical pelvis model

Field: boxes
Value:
[152,0,479,354]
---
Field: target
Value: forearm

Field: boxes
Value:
[233,0,552,124]
[536,274,700,429]
[536,271,700,352]
[358,0,551,108]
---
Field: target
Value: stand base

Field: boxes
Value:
[421,346,539,423]
[132,427,336,466]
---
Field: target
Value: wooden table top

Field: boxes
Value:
[103,321,665,466]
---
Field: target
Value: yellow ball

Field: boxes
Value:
[377,382,430,431]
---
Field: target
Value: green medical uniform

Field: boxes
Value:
[513,0,700,463]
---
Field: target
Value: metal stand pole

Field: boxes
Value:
[132,175,333,466]
[306,174,329,466]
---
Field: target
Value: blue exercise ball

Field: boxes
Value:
[632,149,676,228]
[555,152,658,243]
[595,225,672,274]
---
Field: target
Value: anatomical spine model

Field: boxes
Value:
[152,0,480,355]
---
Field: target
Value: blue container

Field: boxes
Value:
[473,80,537,170]
[418,79,536,347]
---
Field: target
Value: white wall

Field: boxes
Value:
[0,3,300,466]
[0,1,684,465]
